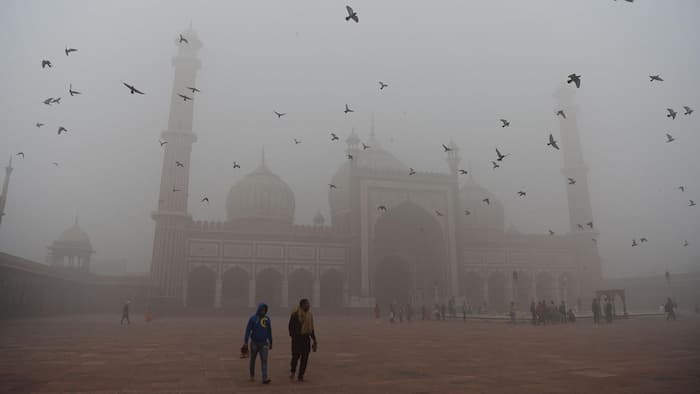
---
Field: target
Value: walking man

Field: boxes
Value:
[288,299,317,382]
[120,300,131,324]
[592,298,601,324]
[664,297,677,321]
[243,303,273,384]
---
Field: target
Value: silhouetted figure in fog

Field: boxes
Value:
[462,301,467,321]
[604,298,613,323]
[559,301,567,324]
[398,304,404,323]
[440,303,446,320]
[374,303,381,325]
[120,300,131,324]
[509,301,517,324]
[448,297,456,318]
[664,298,676,321]
[536,301,546,325]
[592,298,601,324]
[530,301,537,325]
[289,299,317,382]
[567,309,576,323]
[389,303,396,323]
[243,303,273,384]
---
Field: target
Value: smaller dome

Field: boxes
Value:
[57,218,93,248]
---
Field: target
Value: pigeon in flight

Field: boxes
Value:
[632,239,638,247]
[347,154,354,161]
[345,5,359,23]
[567,177,576,185]
[577,224,585,230]
[683,240,689,247]
[186,86,201,93]
[52,162,59,167]
[330,132,339,141]
[678,186,685,192]
[43,98,54,106]
[592,238,598,244]
[587,221,594,229]
[328,184,337,189]
[344,104,354,114]
[683,106,693,115]
[500,119,510,128]
[122,82,145,95]
[495,148,509,161]
[172,187,181,192]
[482,198,490,205]
[640,237,648,243]
[293,138,302,145]
[379,81,388,90]
[547,134,560,150]
[362,143,371,150]
[159,140,168,146]
[665,133,675,143]
[409,168,416,175]
[65,47,77,56]
[518,190,526,197]
[491,161,500,170]
[16,152,24,158]
[458,169,469,175]
[177,93,193,102]
[51,97,61,104]
[232,161,241,169]
[556,110,566,119]
[69,84,81,96]
[690,200,697,207]
[442,144,452,152]
[548,229,555,236]
[377,205,387,212]
[567,73,581,88]
[435,210,444,217]
[41,60,52,68]
[464,209,471,216]
[176,161,184,167]
[201,197,209,204]
[57,126,67,135]
[649,75,663,82]
[36,122,44,128]
[273,111,286,118]
[179,34,188,44]
[666,108,677,119]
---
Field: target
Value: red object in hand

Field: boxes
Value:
[240,344,249,359]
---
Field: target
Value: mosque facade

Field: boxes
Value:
[149,28,602,312]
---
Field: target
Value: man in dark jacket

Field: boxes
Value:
[243,303,273,384]
[288,299,317,382]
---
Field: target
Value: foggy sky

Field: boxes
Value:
[1,0,699,277]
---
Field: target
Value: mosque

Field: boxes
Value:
[145,27,603,313]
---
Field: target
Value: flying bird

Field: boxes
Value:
[273,111,286,118]
[52,162,59,167]
[548,229,555,236]
[345,5,359,23]
[632,239,638,247]
[328,184,337,189]
[179,34,188,44]
[683,240,689,247]
[159,140,168,146]
[122,82,145,95]
[344,104,354,114]
[177,93,193,102]
[16,152,24,158]
[690,200,697,207]
[567,178,576,185]
[518,190,526,197]
[464,209,471,216]
[587,221,594,229]
[567,73,581,88]
[347,154,354,161]
[500,119,510,128]
[377,205,387,212]
[232,161,241,169]
[172,187,181,192]
[51,97,61,104]
[442,144,452,152]
[649,75,663,82]
[64,47,77,56]
[330,132,339,141]
[556,110,566,119]
[362,143,371,150]
[491,161,500,169]
[201,197,209,204]
[435,210,444,217]
[458,169,468,175]
[379,81,388,90]
[186,86,201,93]
[69,84,81,96]
[41,60,52,68]
[683,106,693,115]
[409,168,416,175]
[640,237,648,243]
[482,198,490,205]
[43,98,53,106]
[57,126,67,135]
[678,186,685,192]
[547,134,560,150]
[293,138,302,145]
[175,161,184,167]
[577,224,585,230]
[36,122,44,128]
[665,133,675,143]
[666,108,677,119]
[495,148,509,161]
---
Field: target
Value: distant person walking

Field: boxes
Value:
[592,298,601,324]
[120,300,131,324]
[288,299,317,382]
[530,301,537,325]
[462,301,467,322]
[374,303,381,325]
[604,298,613,323]
[664,297,677,321]
[243,303,273,384]
[509,301,517,324]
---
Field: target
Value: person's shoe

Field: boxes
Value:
[298,376,304,382]
[262,379,271,384]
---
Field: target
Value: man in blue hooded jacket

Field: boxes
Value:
[243,303,273,384]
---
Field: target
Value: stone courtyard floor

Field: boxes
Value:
[1,314,699,393]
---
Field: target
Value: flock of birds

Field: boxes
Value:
[10,3,697,254]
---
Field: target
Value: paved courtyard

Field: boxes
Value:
[1,314,699,393]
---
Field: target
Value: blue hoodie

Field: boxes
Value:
[244,303,272,345]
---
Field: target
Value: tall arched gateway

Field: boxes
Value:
[372,201,447,306]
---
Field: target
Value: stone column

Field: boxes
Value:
[313,272,321,308]
[214,274,222,309]
[248,274,256,308]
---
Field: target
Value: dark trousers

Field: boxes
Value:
[291,352,309,378]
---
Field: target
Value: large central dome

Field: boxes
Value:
[226,151,295,224]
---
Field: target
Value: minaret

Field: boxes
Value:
[555,86,602,293]
[0,156,13,230]
[150,26,202,302]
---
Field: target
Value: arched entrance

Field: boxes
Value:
[488,272,507,313]
[321,269,344,311]
[288,269,314,307]
[256,268,282,308]
[372,201,448,305]
[187,265,216,309]
[461,271,483,307]
[536,271,555,302]
[222,266,248,309]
